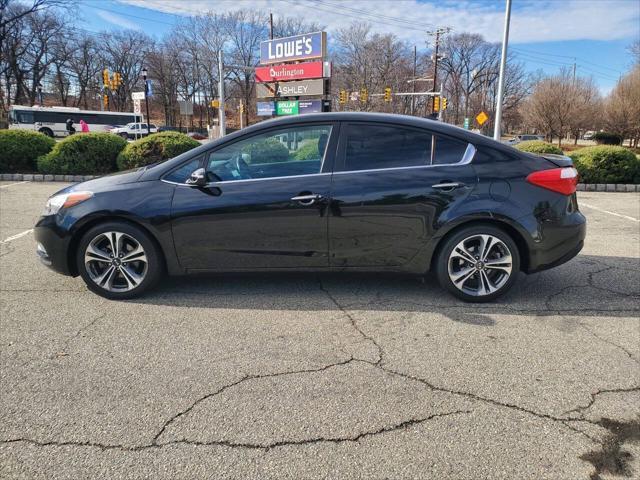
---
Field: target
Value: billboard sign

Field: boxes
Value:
[255,62,325,83]
[298,100,322,114]
[257,101,276,116]
[260,31,326,64]
[256,79,324,98]
[276,101,298,116]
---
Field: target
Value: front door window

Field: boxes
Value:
[206,125,332,182]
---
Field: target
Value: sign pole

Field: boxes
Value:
[218,49,226,137]
[493,0,512,140]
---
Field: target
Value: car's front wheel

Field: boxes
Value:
[76,222,163,299]
[436,225,520,303]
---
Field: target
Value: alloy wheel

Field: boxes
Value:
[84,231,148,292]
[447,234,513,297]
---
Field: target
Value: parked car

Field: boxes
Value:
[35,113,585,302]
[583,131,595,140]
[506,134,545,145]
[110,122,158,139]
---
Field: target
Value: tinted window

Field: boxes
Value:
[17,111,34,124]
[432,135,468,165]
[206,125,331,181]
[342,124,431,171]
[164,157,202,183]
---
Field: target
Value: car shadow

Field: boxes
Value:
[127,254,639,326]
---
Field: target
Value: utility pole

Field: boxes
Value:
[493,0,512,141]
[427,27,450,116]
[411,45,416,115]
[218,49,226,137]
[269,13,274,39]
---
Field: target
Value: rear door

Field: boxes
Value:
[329,122,477,269]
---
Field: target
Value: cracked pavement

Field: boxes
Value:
[0,183,639,479]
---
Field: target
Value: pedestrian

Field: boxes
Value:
[65,118,75,135]
[80,119,89,133]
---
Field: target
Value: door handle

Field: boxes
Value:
[291,194,323,205]
[432,182,464,190]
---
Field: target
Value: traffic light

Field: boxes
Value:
[210,99,220,108]
[108,78,115,91]
[383,87,392,102]
[338,90,347,104]
[102,69,109,86]
[433,96,440,112]
[360,87,368,103]
[239,103,245,114]
[103,94,109,108]
[442,97,448,110]
[113,72,121,88]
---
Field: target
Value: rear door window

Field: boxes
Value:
[339,123,432,171]
[432,135,469,165]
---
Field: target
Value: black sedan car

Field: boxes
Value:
[35,113,585,302]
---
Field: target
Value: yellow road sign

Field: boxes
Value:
[476,111,489,126]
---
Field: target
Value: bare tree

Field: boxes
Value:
[605,66,640,146]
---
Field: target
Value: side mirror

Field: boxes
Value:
[186,167,207,187]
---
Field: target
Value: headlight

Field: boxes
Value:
[42,191,93,216]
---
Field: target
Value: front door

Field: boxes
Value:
[170,123,337,271]
[329,122,478,269]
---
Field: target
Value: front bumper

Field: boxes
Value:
[34,216,74,276]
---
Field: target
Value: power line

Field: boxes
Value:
[312,0,435,30]
[512,47,622,74]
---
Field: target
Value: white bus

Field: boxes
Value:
[8,105,142,138]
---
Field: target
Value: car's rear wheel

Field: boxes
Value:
[436,225,520,302]
[76,222,162,299]
[119,132,129,140]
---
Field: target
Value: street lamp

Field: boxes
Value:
[37,82,43,106]
[141,67,151,135]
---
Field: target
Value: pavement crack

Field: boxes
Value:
[161,409,472,450]
[50,314,106,359]
[152,356,355,445]
[577,321,640,365]
[563,387,640,418]
[317,277,384,365]
[0,410,471,452]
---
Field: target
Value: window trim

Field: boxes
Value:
[335,121,475,173]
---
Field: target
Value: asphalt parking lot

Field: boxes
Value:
[0,181,638,479]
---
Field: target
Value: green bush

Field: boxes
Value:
[242,138,289,163]
[117,132,199,170]
[569,146,640,184]
[38,133,126,175]
[0,130,55,172]
[515,141,563,155]
[293,139,320,161]
[592,132,622,145]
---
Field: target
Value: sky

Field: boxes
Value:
[74,0,640,94]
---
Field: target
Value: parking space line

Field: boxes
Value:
[580,203,639,223]
[0,181,30,189]
[0,229,33,244]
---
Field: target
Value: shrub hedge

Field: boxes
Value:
[293,139,320,161]
[569,146,640,184]
[242,138,289,163]
[0,130,55,172]
[515,141,564,155]
[37,133,127,175]
[592,132,622,145]
[117,131,199,170]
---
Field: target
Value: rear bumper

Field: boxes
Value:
[525,211,586,273]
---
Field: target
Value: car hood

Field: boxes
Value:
[54,169,146,196]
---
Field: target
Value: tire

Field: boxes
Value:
[76,221,163,300]
[119,132,129,140]
[39,128,53,137]
[435,224,520,303]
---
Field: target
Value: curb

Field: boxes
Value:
[1,173,639,192]
[1,174,98,182]
[575,183,639,192]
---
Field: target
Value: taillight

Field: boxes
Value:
[526,167,578,195]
